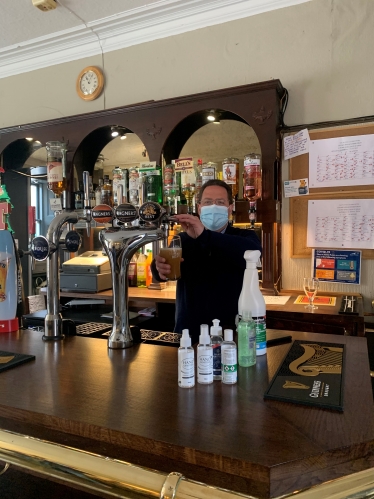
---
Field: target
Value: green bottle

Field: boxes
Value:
[237,310,256,367]
[140,164,163,205]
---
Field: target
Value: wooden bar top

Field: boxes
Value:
[0,329,373,498]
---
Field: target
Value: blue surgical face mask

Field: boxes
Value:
[200,205,229,231]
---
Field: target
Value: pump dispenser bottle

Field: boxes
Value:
[210,319,223,380]
[197,324,213,384]
[178,329,195,388]
[238,250,267,355]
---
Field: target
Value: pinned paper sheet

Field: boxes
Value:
[284,178,309,198]
[284,129,309,160]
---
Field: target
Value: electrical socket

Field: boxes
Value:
[32,0,57,12]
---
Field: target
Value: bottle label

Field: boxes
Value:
[253,316,266,353]
[212,344,221,376]
[128,262,136,278]
[178,351,195,388]
[222,163,237,184]
[197,350,213,383]
[47,162,63,182]
[244,158,261,167]
[137,265,146,277]
[222,349,238,384]
[202,167,215,184]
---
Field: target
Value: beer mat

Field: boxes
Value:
[264,340,345,411]
[294,295,337,306]
[0,351,35,373]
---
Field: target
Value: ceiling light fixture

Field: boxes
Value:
[207,110,216,122]
[120,134,127,140]
[110,126,120,137]
[25,137,33,141]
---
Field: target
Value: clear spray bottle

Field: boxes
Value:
[197,324,213,384]
[238,249,267,355]
[178,329,195,388]
[210,318,223,380]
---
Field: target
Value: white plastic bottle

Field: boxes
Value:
[221,329,237,384]
[238,249,267,355]
[178,329,195,388]
[197,324,213,384]
[210,318,223,380]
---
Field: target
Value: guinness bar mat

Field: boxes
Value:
[0,351,35,373]
[294,295,337,306]
[264,340,345,411]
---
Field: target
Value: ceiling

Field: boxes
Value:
[0,0,310,79]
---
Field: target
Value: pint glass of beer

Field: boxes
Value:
[159,235,182,280]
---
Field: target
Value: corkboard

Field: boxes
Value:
[288,123,374,258]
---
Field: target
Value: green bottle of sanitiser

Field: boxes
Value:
[237,310,256,367]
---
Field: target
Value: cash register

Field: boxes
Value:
[60,251,111,292]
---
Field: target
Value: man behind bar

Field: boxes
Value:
[151,179,262,343]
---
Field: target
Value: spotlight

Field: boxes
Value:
[26,137,33,141]
[111,126,119,137]
[120,134,127,140]
[207,111,216,122]
[213,119,221,125]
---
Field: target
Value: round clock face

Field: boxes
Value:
[76,66,104,101]
[80,70,99,95]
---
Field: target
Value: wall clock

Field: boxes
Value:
[76,66,104,101]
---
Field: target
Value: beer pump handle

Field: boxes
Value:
[82,171,91,237]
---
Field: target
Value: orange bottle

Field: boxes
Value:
[146,249,153,287]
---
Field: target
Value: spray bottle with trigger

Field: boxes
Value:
[238,249,267,355]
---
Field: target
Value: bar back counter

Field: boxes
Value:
[0,328,373,498]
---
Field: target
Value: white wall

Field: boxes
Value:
[1,0,374,313]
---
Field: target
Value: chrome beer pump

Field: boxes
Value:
[92,201,171,349]
[31,171,91,340]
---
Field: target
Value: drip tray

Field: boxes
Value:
[75,322,181,346]
[102,328,181,346]
[76,322,112,336]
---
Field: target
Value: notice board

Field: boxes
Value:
[289,123,374,258]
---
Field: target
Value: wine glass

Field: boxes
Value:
[303,277,319,311]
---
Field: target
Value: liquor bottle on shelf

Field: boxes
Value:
[128,254,137,287]
[129,167,140,206]
[163,163,178,214]
[136,252,147,288]
[194,159,203,205]
[46,141,67,196]
[74,180,84,210]
[202,162,216,185]
[101,175,113,207]
[243,153,262,229]
[146,249,153,287]
[181,183,196,214]
[222,157,239,198]
[95,178,103,206]
[89,176,96,207]
[143,164,163,204]
[112,166,123,206]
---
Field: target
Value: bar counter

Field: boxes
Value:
[0,329,373,498]
[54,287,365,336]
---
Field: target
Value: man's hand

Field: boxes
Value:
[154,254,171,280]
[173,214,204,239]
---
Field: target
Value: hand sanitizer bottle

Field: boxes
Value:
[197,324,213,384]
[221,329,237,384]
[178,329,195,388]
[237,310,256,367]
[210,319,223,380]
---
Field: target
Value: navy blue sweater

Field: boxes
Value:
[152,225,262,343]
